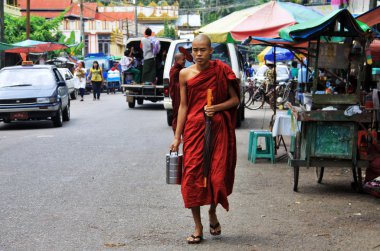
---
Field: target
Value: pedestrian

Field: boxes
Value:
[141,28,156,83]
[74,61,86,101]
[169,52,186,133]
[120,49,141,84]
[87,61,103,101]
[290,61,299,79]
[170,34,240,244]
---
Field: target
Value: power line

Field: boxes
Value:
[180,0,264,12]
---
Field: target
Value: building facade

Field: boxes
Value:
[16,0,179,57]
[4,0,21,17]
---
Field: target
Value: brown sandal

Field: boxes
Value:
[210,222,221,236]
[187,235,203,244]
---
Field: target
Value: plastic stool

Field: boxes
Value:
[248,130,271,160]
[249,130,275,164]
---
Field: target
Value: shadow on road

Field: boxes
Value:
[0,121,55,130]
[129,103,165,111]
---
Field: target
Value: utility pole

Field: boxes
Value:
[0,0,4,68]
[134,0,138,37]
[370,0,377,10]
[80,0,85,57]
[126,20,129,39]
[26,0,30,39]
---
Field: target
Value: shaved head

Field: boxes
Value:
[174,53,185,61]
[193,34,211,48]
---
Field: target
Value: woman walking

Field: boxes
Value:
[87,61,104,100]
[74,61,86,101]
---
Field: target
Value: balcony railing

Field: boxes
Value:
[5,4,21,17]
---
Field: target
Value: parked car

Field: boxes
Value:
[57,67,77,99]
[254,64,290,83]
[162,39,246,127]
[0,62,70,127]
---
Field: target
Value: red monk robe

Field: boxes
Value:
[169,62,184,132]
[181,60,239,211]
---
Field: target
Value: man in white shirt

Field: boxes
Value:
[120,49,141,84]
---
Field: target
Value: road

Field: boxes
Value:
[0,93,379,251]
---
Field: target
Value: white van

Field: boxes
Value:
[163,39,246,127]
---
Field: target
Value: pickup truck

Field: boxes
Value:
[123,37,172,108]
[123,83,165,108]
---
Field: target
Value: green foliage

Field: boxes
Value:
[55,31,84,57]
[4,13,64,43]
[159,19,176,39]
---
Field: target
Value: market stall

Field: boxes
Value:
[254,9,375,192]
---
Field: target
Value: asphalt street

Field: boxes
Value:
[0,93,379,251]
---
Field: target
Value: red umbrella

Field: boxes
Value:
[179,46,194,63]
[5,39,68,53]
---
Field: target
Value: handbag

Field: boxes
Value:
[166,151,183,185]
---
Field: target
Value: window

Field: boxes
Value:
[173,42,231,68]
[85,35,89,56]
[98,34,110,55]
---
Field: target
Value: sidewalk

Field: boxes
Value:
[227,107,380,250]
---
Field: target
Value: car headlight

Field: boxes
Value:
[37,97,57,103]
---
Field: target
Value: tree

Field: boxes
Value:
[54,31,84,57]
[4,13,64,43]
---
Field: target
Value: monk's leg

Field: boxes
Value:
[209,204,221,235]
[187,206,203,241]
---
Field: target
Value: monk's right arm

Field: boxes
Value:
[170,70,188,151]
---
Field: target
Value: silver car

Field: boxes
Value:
[0,64,70,127]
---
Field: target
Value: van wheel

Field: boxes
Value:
[241,104,245,120]
[167,110,173,126]
[70,89,78,100]
[137,99,143,105]
[53,107,63,127]
[63,104,70,121]
[235,106,242,128]
[128,98,135,108]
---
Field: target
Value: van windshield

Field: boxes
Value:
[173,42,231,68]
[84,58,110,71]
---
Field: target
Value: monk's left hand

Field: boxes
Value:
[204,105,216,117]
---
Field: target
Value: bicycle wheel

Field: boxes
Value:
[243,87,253,108]
[247,90,265,110]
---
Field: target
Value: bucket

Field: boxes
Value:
[166,151,183,184]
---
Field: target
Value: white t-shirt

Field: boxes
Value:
[120,56,132,72]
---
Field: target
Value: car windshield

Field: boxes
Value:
[256,66,289,76]
[277,67,289,75]
[173,42,231,68]
[256,66,268,76]
[84,58,110,71]
[0,68,55,88]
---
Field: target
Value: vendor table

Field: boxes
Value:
[288,109,371,191]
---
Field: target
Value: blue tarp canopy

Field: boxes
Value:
[279,8,371,42]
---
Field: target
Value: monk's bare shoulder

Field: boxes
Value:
[180,65,200,82]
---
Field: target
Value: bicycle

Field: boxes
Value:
[244,79,297,110]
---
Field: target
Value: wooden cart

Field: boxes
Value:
[278,9,374,191]
[288,109,371,191]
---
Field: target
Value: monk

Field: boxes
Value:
[169,53,186,133]
[170,34,240,244]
